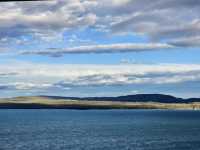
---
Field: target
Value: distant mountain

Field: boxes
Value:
[40,94,200,103]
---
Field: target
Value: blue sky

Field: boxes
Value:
[0,0,200,98]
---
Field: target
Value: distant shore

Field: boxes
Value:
[1,96,200,110]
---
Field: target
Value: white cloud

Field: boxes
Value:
[0,0,97,43]
[111,0,131,6]
[12,82,52,90]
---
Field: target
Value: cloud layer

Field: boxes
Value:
[0,0,199,54]
[1,63,200,91]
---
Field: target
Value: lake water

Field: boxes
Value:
[0,109,200,150]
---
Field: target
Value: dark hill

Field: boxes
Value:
[40,94,200,103]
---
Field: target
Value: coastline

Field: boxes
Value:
[1,96,200,110]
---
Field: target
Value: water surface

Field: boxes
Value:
[0,109,200,150]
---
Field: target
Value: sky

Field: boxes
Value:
[0,0,200,98]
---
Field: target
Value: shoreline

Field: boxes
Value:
[1,96,200,110]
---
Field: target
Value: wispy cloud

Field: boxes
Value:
[21,43,174,56]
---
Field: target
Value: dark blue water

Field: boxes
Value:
[0,110,200,150]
